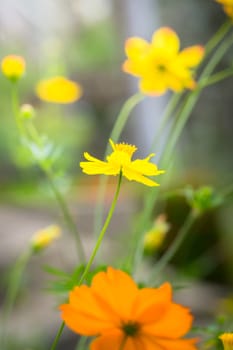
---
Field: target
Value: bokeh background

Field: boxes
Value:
[0,0,233,349]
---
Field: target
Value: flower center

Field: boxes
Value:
[157,63,167,72]
[122,321,140,337]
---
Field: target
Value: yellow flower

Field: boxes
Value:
[123,27,205,96]
[36,76,82,104]
[80,139,165,187]
[144,214,170,254]
[1,55,25,82]
[31,225,61,252]
[60,267,198,350]
[216,0,233,19]
[219,333,233,350]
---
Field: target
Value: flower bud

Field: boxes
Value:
[20,104,35,120]
[219,333,233,350]
[1,55,26,82]
[143,215,170,254]
[31,225,61,253]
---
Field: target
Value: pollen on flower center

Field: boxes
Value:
[114,142,137,157]
[122,321,140,337]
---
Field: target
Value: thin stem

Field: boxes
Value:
[1,248,32,347]
[149,211,198,283]
[49,172,123,350]
[45,169,86,263]
[204,20,232,56]
[200,67,233,88]
[75,336,88,350]
[149,92,181,153]
[79,171,122,285]
[50,322,65,350]
[94,93,144,237]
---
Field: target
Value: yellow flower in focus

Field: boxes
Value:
[31,225,61,252]
[1,55,25,82]
[144,214,170,254]
[60,267,198,350]
[36,76,82,104]
[123,27,205,96]
[216,0,233,19]
[80,139,165,187]
[219,333,233,350]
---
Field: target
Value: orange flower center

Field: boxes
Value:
[122,321,140,337]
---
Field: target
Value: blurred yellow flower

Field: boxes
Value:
[1,55,25,82]
[216,0,233,18]
[219,333,233,350]
[123,27,205,96]
[144,214,170,254]
[80,139,165,187]
[31,225,61,252]
[36,76,82,104]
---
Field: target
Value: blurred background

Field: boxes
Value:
[0,0,233,349]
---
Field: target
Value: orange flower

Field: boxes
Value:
[216,0,233,19]
[123,27,204,96]
[60,267,197,350]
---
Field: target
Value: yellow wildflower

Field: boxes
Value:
[144,214,170,254]
[31,225,61,252]
[36,76,82,104]
[80,139,165,187]
[216,0,233,19]
[123,27,205,96]
[1,55,25,82]
[219,333,233,350]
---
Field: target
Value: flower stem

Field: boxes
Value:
[50,172,123,350]
[94,93,144,238]
[1,248,33,347]
[148,211,198,283]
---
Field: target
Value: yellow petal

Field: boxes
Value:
[152,27,180,55]
[178,46,205,67]
[80,152,119,175]
[125,37,150,59]
[139,77,168,96]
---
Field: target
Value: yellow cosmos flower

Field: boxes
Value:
[80,139,165,187]
[123,27,205,96]
[60,267,198,350]
[1,55,25,82]
[219,333,233,350]
[36,76,82,104]
[216,0,233,18]
[31,225,61,252]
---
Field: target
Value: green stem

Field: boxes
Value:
[75,336,87,350]
[50,172,123,350]
[50,322,65,350]
[94,93,144,237]
[200,67,233,88]
[1,248,33,347]
[150,92,181,152]
[45,169,86,263]
[204,20,232,56]
[149,211,198,283]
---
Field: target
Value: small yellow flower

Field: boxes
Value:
[80,139,165,187]
[31,225,61,252]
[144,214,170,254]
[216,0,233,19]
[219,333,233,350]
[36,76,82,104]
[123,27,205,96]
[1,55,25,82]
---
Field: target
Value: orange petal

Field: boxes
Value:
[152,27,180,55]
[142,303,193,338]
[90,330,124,350]
[92,267,138,320]
[132,283,172,323]
[178,46,205,67]
[60,284,120,335]
[156,338,198,350]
